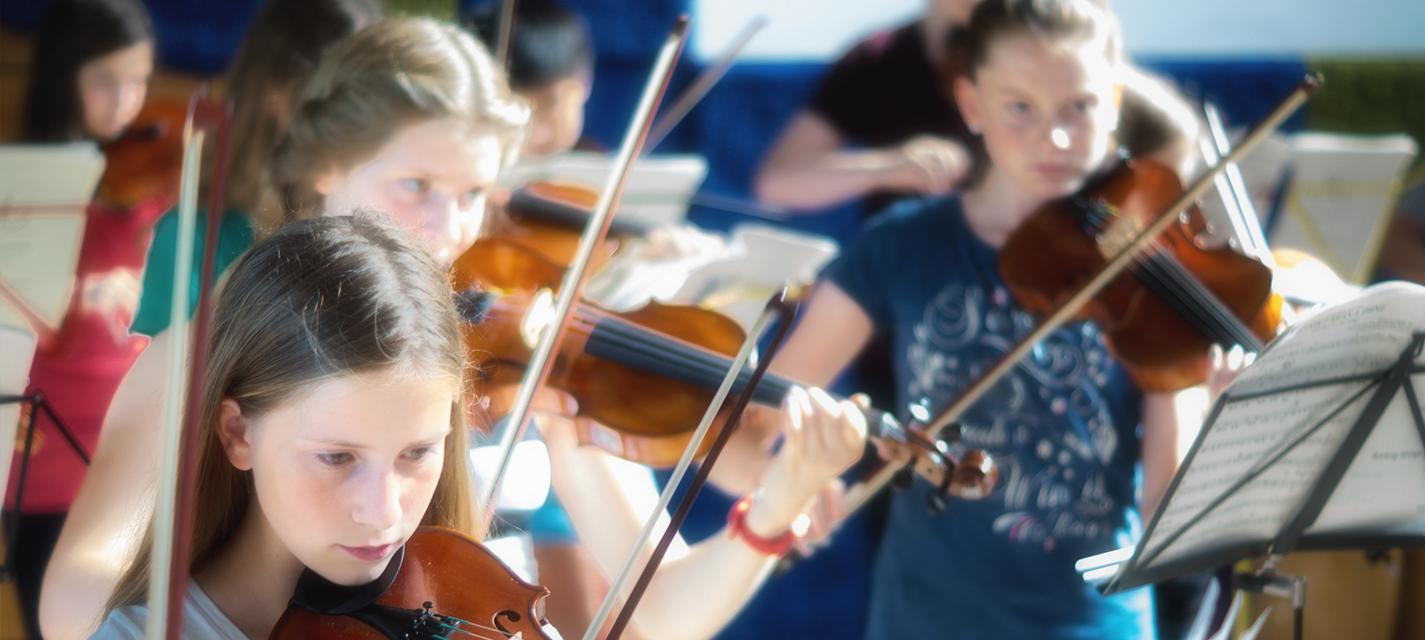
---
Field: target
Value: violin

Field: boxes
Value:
[1000,157,1284,392]
[464,180,652,280]
[455,242,997,495]
[95,99,187,209]
[270,526,554,640]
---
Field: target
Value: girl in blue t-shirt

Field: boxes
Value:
[766,0,1203,638]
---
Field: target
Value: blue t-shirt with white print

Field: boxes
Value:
[826,195,1154,640]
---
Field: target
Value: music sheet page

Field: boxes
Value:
[1136,282,1425,570]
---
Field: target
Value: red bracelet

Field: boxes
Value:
[726,493,800,557]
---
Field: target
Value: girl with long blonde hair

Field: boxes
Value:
[44,17,528,638]
[92,212,475,638]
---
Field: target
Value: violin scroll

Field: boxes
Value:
[887,405,1000,514]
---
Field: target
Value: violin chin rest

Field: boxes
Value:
[289,545,404,615]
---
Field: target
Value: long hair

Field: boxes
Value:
[268,17,530,223]
[463,0,593,92]
[21,0,154,142]
[959,0,1123,83]
[217,0,383,223]
[103,212,477,613]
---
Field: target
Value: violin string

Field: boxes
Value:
[589,321,737,387]
[1160,256,1258,347]
[591,317,790,402]
[1135,244,1259,349]
[1134,253,1227,342]
[1160,251,1264,349]
[1140,246,1262,349]
[439,614,522,640]
[587,316,910,444]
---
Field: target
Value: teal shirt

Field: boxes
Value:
[131,209,255,337]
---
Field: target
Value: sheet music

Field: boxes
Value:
[0,143,105,332]
[0,211,87,330]
[499,151,708,228]
[1135,282,1425,572]
[1145,382,1366,566]
[0,143,105,206]
[1269,133,1417,283]
[1309,379,1425,534]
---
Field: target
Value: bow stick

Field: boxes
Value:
[588,288,799,640]
[146,90,232,640]
[836,75,1322,517]
[642,15,767,153]
[494,0,519,70]
[479,16,689,524]
[1201,101,1275,268]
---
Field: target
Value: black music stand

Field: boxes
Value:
[0,392,90,582]
[1098,284,1425,640]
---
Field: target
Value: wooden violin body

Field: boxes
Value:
[269,527,552,640]
[457,179,654,288]
[467,286,750,466]
[96,99,187,209]
[1000,158,1283,391]
[456,244,996,496]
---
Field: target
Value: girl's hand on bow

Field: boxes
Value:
[745,386,866,537]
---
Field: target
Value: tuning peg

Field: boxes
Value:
[938,421,963,445]
[925,487,949,516]
[891,464,915,490]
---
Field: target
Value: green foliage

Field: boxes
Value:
[1308,59,1425,169]
[383,0,457,20]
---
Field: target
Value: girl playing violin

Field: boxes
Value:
[769,0,1199,637]
[7,0,156,634]
[52,14,867,640]
[43,15,518,638]
[89,212,482,639]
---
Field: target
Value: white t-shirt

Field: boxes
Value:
[87,579,567,640]
[88,580,246,639]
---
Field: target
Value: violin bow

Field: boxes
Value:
[494,0,519,71]
[838,75,1322,517]
[479,17,689,525]
[588,288,799,640]
[146,89,232,640]
[642,14,767,153]
[1201,101,1276,268]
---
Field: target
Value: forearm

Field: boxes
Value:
[755,147,907,210]
[546,419,809,640]
[1139,391,1185,520]
[40,331,171,640]
[620,533,781,640]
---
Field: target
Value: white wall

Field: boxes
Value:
[1117,0,1425,57]
[692,0,1425,62]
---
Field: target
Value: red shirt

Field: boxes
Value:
[6,196,169,513]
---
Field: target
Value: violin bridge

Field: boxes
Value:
[1096,207,1143,261]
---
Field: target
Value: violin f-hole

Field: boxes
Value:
[493,610,527,637]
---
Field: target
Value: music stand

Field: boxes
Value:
[1099,282,1425,640]
[0,391,89,582]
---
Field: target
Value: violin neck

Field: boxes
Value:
[585,315,793,404]
[583,315,905,441]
